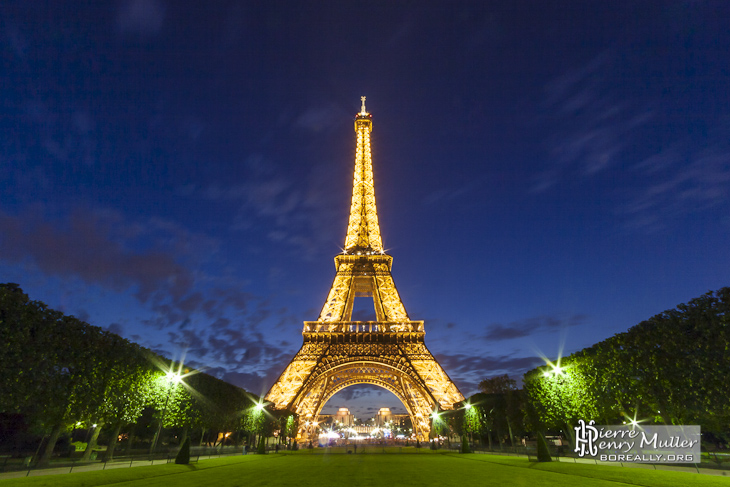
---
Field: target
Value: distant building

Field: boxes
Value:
[319,407,412,437]
[335,407,354,427]
[391,414,411,429]
[375,407,392,427]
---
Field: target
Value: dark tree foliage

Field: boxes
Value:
[457,386,524,449]
[0,284,256,460]
[480,379,523,448]
[479,375,517,395]
[523,287,730,442]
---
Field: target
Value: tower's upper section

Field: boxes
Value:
[343,96,384,254]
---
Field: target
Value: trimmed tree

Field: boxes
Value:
[536,432,552,462]
[460,434,471,453]
[175,437,191,464]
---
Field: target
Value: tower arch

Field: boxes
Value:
[295,360,435,439]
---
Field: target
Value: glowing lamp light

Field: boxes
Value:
[623,410,645,428]
[255,402,265,411]
[464,403,472,410]
[166,371,182,383]
[543,360,565,377]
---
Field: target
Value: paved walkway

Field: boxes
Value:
[0,452,243,480]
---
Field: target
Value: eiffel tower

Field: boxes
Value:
[265,97,463,440]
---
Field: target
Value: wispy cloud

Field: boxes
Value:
[423,180,482,206]
[623,140,730,232]
[535,52,730,233]
[195,156,344,258]
[116,0,165,39]
[294,103,349,133]
[436,352,543,393]
[0,207,197,302]
[484,314,587,341]
[534,52,651,192]
[0,206,254,328]
[0,205,301,393]
[3,19,28,58]
[20,100,99,166]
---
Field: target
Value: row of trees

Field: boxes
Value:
[520,287,730,445]
[446,375,525,450]
[449,287,729,451]
[0,283,297,463]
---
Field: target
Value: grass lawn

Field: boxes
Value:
[2,452,728,487]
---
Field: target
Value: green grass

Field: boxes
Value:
[2,452,728,487]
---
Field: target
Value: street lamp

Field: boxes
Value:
[543,359,565,377]
[150,370,182,454]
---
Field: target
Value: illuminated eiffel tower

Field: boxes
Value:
[265,97,463,440]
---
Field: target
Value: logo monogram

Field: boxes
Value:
[574,419,598,457]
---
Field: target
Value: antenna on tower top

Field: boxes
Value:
[360,96,367,115]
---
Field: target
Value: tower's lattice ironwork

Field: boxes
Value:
[265,98,463,440]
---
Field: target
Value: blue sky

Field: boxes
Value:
[2,1,729,418]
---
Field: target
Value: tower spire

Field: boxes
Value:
[344,96,382,253]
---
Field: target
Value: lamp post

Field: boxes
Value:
[252,401,269,450]
[150,370,182,454]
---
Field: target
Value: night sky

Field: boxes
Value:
[2,1,729,418]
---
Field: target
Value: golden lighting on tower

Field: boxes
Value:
[264,98,463,441]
